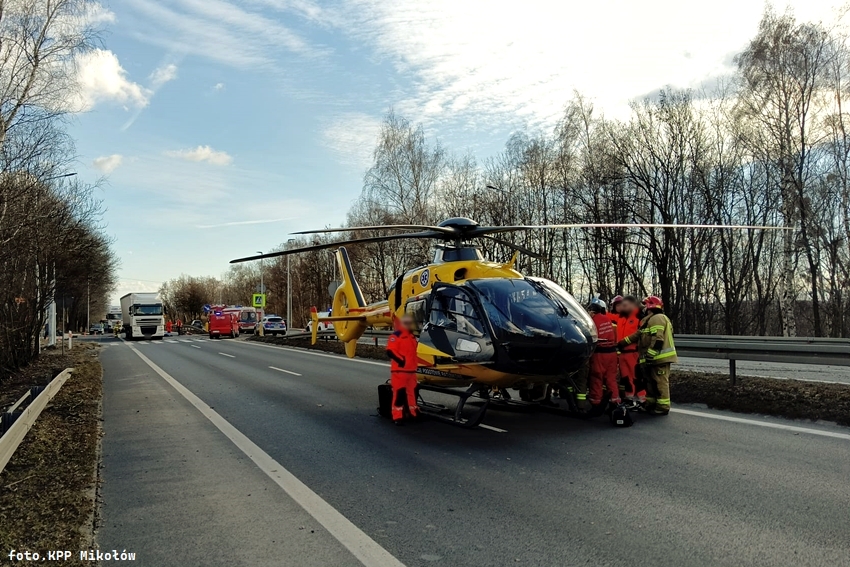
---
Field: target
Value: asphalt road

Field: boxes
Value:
[96,336,850,567]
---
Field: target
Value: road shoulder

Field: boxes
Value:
[97,341,361,567]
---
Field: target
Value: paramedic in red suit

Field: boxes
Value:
[386,314,420,425]
[587,298,621,406]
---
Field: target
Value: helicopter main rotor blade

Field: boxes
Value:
[292,224,456,236]
[480,236,546,260]
[230,230,445,263]
[470,223,791,236]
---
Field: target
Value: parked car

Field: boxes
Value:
[306,310,334,335]
[261,315,287,336]
[89,323,105,335]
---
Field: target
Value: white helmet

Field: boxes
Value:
[589,297,607,313]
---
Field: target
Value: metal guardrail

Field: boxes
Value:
[0,368,73,473]
[672,335,850,384]
[262,331,850,384]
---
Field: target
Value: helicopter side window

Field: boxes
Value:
[405,298,427,332]
[429,288,485,338]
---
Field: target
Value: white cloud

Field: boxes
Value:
[75,49,148,111]
[321,112,382,170]
[92,154,124,174]
[333,0,842,125]
[149,63,178,89]
[125,0,329,68]
[166,145,233,166]
[83,3,117,25]
[214,82,226,91]
[196,217,294,229]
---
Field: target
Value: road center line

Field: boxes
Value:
[479,424,507,433]
[671,408,850,441]
[180,339,192,343]
[191,345,201,349]
[123,342,406,567]
[269,366,302,376]
[218,352,235,358]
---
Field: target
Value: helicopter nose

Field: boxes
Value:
[559,319,595,371]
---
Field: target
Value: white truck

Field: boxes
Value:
[106,305,122,331]
[120,292,165,340]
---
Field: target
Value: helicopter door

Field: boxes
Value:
[420,284,494,363]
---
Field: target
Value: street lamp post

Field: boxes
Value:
[41,172,76,348]
[256,251,264,337]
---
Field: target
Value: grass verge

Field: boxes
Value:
[252,335,850,426]
[0,344,102,564]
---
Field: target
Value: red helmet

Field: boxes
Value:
[642,295,664,310]
[611,295,624,307]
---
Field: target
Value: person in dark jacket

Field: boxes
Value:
[386,314,420,425]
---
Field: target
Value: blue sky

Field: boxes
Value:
[69,0,836,303]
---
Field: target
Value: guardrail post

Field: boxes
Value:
[730,359,737,386]
[374,337,378,347]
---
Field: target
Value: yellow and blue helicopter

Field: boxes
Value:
[233,217,782,427]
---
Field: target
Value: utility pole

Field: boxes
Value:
[255,251,265,337]
[86,280,90,333]
[286,239,295,328]
[256,251,264,295]
[287,255,291,327]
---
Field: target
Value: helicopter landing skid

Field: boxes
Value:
[483,386,607,419]
[416,384,490,429]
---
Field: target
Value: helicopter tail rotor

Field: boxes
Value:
[330,247,368,356]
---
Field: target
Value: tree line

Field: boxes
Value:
[0,0,118,372]
[174,8,850,337]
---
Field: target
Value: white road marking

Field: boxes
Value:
[124,343,406,567]
[269,366,302,376]
[479,424,507,433]
[235,340,390,367]
[191,345,201,349]
[219,352,235,358]
[180,339,192,343]
[671,408,850,441]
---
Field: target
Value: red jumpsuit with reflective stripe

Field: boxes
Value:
[589,312,620,405]
[614,309,642,398]
[386,328,419,420]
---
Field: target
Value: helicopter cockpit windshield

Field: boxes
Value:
[469,279,565,339]
[525,277,597,342]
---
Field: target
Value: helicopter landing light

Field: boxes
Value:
[456,338,481,353]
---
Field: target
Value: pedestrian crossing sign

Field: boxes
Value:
[252,293,266,308]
